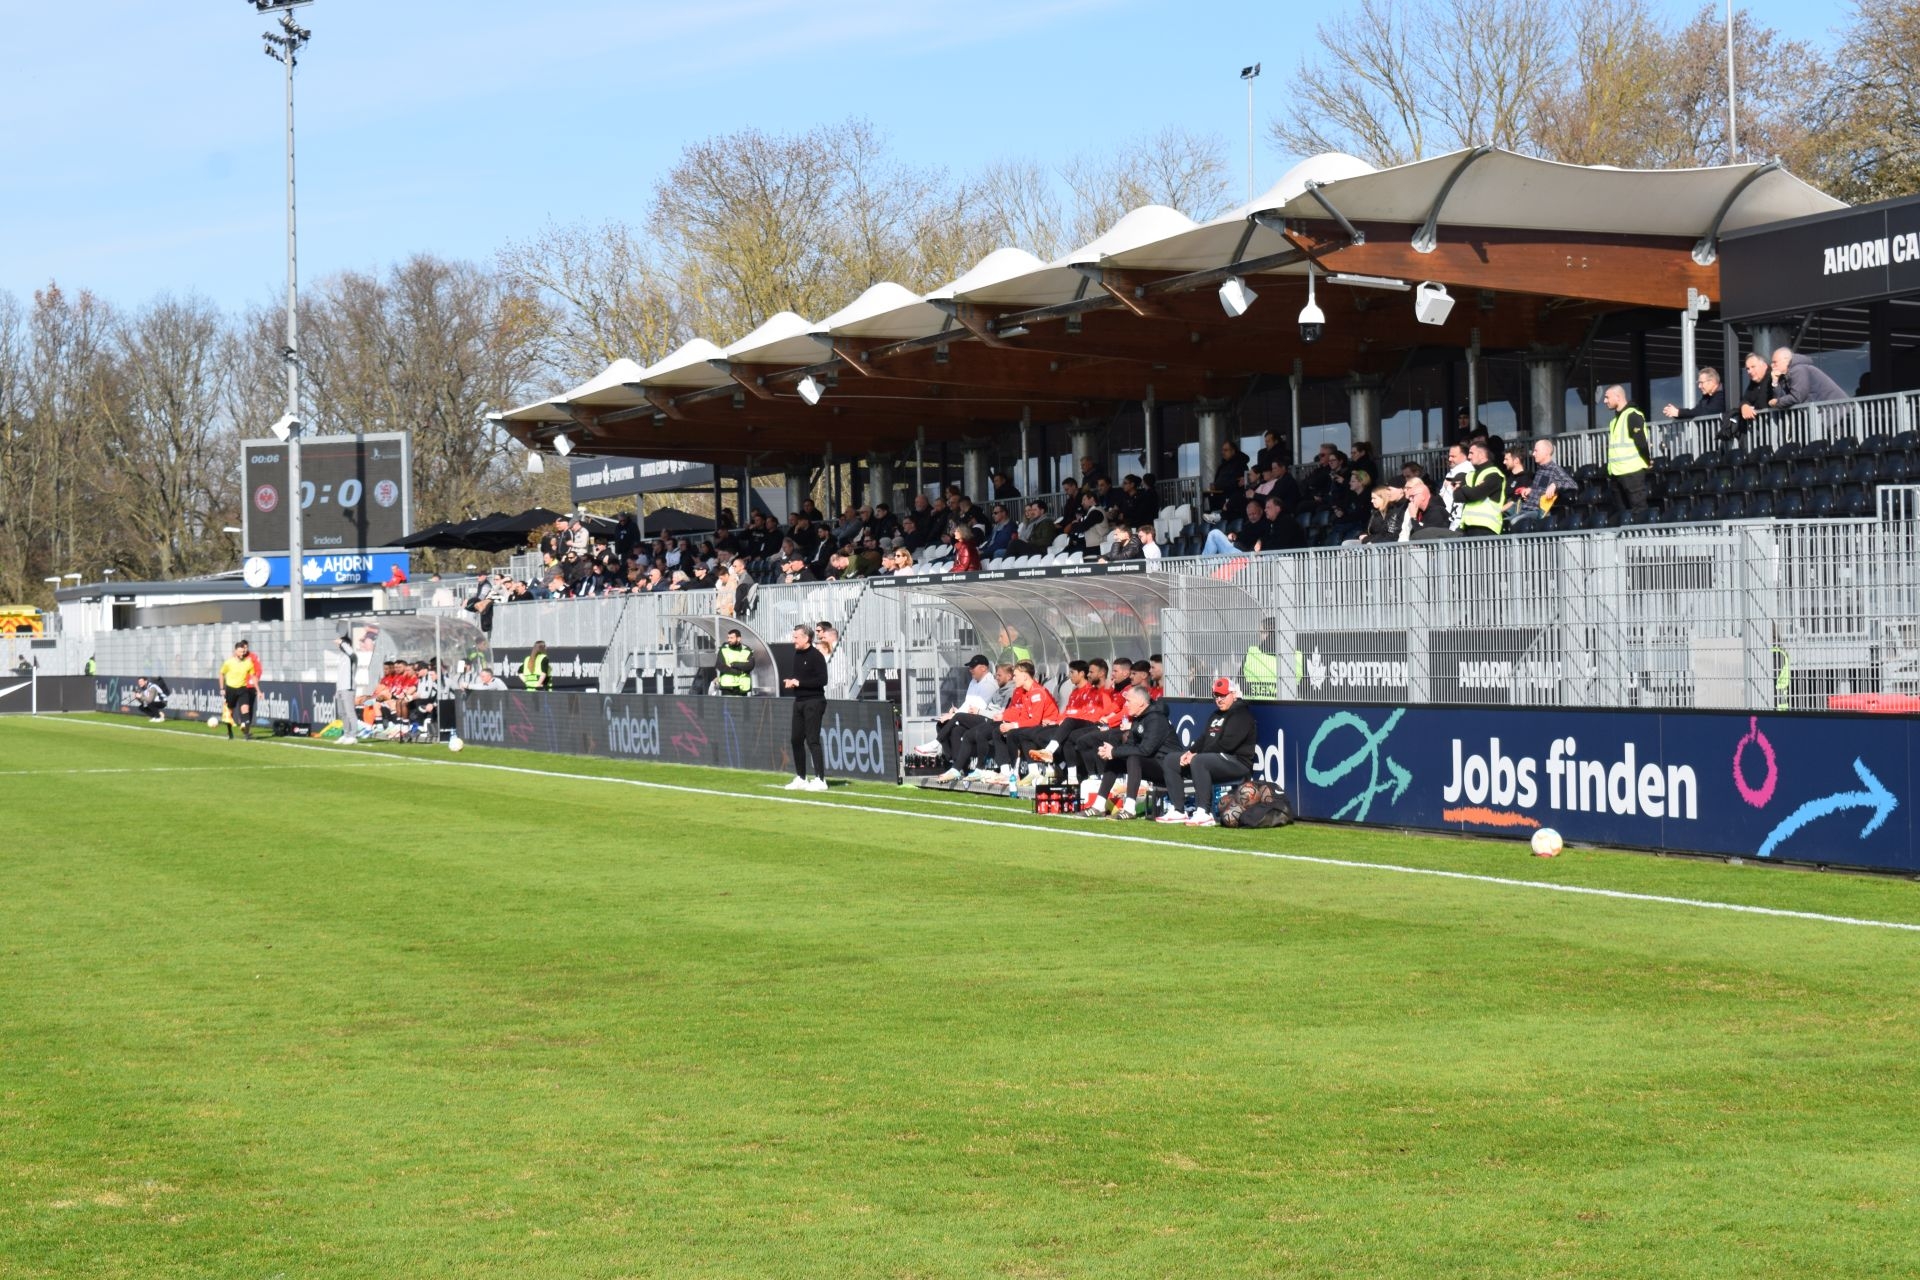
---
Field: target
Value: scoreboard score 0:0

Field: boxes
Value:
[242,432,412,554]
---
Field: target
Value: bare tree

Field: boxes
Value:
[1063,127,1233,246]
[1813,0,1920,201]
[97,296,236,579]
[498,220,683,384]
[1271,0,1562,166]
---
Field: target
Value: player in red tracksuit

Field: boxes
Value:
[1027,659,1118,777]
[987,661,1060,782]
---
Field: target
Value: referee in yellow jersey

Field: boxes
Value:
[218,640,258,740]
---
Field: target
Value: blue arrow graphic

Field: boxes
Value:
[1757,758,1899,859]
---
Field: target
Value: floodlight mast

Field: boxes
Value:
[257,0,312,639]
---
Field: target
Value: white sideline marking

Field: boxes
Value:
[26,717,1920,935]
[0,763,388,777]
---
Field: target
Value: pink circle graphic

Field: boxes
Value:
[1733,716,1777,808]
[253,484,279,513]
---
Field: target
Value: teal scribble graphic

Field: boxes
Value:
[1757,758,1898,858]
[1305,708,1410,821]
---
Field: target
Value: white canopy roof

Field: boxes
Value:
[497,148,1846,426]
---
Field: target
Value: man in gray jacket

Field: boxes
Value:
[1769,347,1849,409]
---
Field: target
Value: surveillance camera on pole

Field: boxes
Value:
[268,412,301,441]
[1298,268,1325,344]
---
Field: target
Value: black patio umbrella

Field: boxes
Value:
[392,520,463,549]
[452,512,536,553]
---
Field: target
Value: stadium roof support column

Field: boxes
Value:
[1141,387,1157,479]
[870,455,896,514]
[1526,350,1569,436]
[961,445,991,505]
[1194,400,1228,484]
[1068,421,1102,484]
[785,471,808,519]
[1346,376,1384,452]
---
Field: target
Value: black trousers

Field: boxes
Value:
[790,697,827,777]
[1075,727,1125,779]
[1096,752,1155,800]
[1610,470,1650,513]
[1162,752,1253,810]
[939,713,988,762]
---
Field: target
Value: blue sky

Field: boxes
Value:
[0,0,1848,315]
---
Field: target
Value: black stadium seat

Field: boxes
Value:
[1749,490,1777,518]
[1778,489,1807,518]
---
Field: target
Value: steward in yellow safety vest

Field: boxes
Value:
[1603,383,1652,513]
[1455,439,1509,536]
[520,641,552,691]
[717,629,753,695]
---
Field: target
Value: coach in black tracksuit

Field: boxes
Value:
[1160,677,1258,818]
[1092,686,1172,807]
[784,624,830,786]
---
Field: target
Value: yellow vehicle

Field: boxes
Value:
[0,606,44,638]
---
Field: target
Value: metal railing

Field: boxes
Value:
[1377,388,1920,479]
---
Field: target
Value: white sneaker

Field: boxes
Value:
[964,768,996,782]
[1086,796,1108,817]
[783,776,809,790]
[915,740,942,755]
[1154,810,1191,824]
[806,777,829,792]
[1186,810,1217,827]
[936,767,963,782]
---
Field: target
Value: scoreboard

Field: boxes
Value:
[242,432,412,554]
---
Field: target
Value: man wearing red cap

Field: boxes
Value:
[1156,677,1259,826]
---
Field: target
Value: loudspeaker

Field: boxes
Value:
[1414,281,1455,326]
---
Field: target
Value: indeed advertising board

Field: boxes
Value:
[95,676,338,727]
[456,690,898,783]
[1165,700,1917,873]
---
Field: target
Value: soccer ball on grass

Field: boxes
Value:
[1530,827,1564,858]
[446,734,465,753]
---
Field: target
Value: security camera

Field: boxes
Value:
[526,450,545,474]
[552,432,574,458]
[268,413,300,441]
[796,375,824,406]
[1298,268,1325,343]
[1298,300,1326,344]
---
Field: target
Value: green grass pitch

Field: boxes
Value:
[3,713,1918,1278]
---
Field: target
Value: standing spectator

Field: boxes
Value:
[1077,455,1109,488]
[1603,383,1652,514]
[990,470,1021,501]
[782,624,829,792]
[1155,678,1257,826]
[1662,367,1727,428]
[519,640,552,691]
[1768,347,1849,409]
[1254,428,1285,471]
[1735,352,1773,427]
[1511,439,1576,530]
[1439,442,1472,531]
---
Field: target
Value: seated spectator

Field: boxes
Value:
[1356,486,1407,544]
[1254,428,1286,471]
[990,470,1021,501]
[898,514,932,553]
[1511,438,1576,530]
[1077,455,1109,489]
[1138,522,1163,560]
[950,522,981,573]
[1201,498,1268,556]
[1155,678,1257,827]
[1101,519,1143,562]
[886,543,916,574]
[869,503,901,541]
[982,503,1019,559]
[1204,440,1249,512]
[1018,500,1058,551]
[1261,495,1305,551]
[1120,474,1158,528]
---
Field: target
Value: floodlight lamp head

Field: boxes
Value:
[797,375,824,406]
[552,432,574,458]
[526,449,545,474]
[1218,276,1258,318]
[268,413,299,441]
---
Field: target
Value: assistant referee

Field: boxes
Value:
[218,639,259,741]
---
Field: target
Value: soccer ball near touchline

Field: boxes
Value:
[1531,827,1564,857]
[206,713,221,727]
[446,734,464,753]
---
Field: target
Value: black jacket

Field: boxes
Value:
[1670,387,1727,421]
[788,646,828,701]
[1113,699,1174,760]
[1192,702,1257,761]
